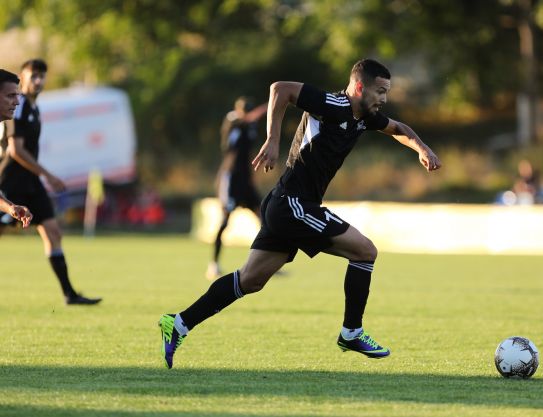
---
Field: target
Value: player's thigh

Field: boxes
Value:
[324,225,377,261]
[239,249,289,293]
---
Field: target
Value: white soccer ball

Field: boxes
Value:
[494,336,539,378]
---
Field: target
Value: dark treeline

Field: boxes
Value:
[2,1,542,199]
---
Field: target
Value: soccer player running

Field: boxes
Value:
[206,97,267,280]
[0,59,102,305]
[0,69,33,227]
[159,59,441,368]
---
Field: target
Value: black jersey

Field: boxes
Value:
[222,111,258,186]
[275,84,389,203]
[0,95,42,191]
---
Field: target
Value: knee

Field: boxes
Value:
[242,282,265,294]
[50,228,63,245]
[239,267,269,294]
[368,241,378,261]
[357,238,378,261]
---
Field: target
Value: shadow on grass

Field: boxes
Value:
[0,365,541,416]
[0,406,308,417]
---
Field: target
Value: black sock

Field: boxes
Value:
[48,254,77,298]
[343,260,374,329]
[180,270,244,330]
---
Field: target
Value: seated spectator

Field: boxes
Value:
[513,159,540,205]
[496,159,541,206]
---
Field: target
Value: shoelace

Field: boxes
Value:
[162,318,175,343]
[163,319,184,350]
[358,331,379,349]
[175,334,184,349]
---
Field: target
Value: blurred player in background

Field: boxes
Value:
[0,59,102,305]
[159,58,441,369]
[0,69,33,227]
[206,97,267,280]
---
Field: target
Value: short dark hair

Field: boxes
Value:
[21,58,48,73]
[235,96,255,113]
[0,69,20,87]
[351,59,391,85]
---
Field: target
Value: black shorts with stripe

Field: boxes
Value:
[251,190,350,262]
[225,183,261,213]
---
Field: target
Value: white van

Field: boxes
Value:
[37,86,136,189]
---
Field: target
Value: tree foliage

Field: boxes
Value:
[1,0,541,160]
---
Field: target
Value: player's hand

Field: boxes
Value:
[9,205,32,228]
[419,149,442,172]
[47,174,67,193]
[252,139,279,173]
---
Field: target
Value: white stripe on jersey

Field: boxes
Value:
[325,94,350,107]
[325,99,351,107]
[325,93,349,103]
[13,96,25,120]
[287,197,325,232]
[300,115,320,151]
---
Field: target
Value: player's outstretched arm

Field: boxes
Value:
[0,195,12,216]
[7,136,67,192]
[244,103,267,123]
[380,118,442,172]
[252,81,303,173]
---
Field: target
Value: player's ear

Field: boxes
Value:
[356,81,364,95]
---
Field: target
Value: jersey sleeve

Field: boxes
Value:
[5,105,28,139]
[363,111,389,131]
[295,84,352,123]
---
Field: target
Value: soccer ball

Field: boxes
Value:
[494,336,539,378]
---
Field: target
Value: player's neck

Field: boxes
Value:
[21,90,38,104]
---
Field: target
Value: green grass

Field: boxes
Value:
[0,234,542,417]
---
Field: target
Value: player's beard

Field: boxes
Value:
[359,97,377,117]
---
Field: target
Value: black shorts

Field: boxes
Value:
[251,191,350,262]
[0,181,55,226]
[224,183,261,213]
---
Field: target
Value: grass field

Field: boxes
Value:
[0,234,542,417]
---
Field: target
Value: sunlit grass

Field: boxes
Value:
[0,234,542,417]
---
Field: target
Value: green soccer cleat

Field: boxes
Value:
[158,314,186,369]
[337,330,390,359]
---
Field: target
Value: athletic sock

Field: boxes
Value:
[341,326,362,340]
[343,260,374,330]
[180,270,244,330]
[174,313,189,336]
[48,252,77,298]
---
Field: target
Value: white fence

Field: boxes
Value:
[192,198,543,255]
